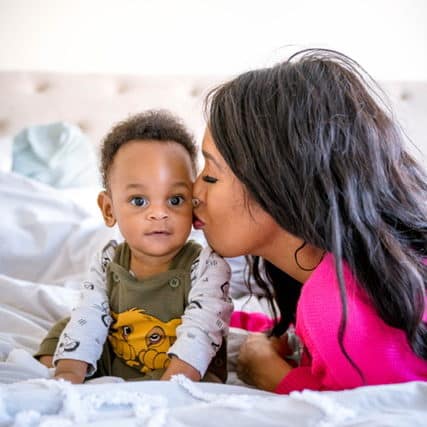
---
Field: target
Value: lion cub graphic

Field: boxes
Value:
[108,308,181,373]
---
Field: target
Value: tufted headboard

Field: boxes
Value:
[0,71,225,147]
[0,71,426,164]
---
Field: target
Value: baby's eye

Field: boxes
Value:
[202,175,218,184]
[130,197,149,207]
[168,195,184,206]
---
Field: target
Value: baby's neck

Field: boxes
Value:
[129,249,178,280]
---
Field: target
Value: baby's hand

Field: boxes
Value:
[54,372,85,384]
[54,359,88,384]
[160,356,201,381]
[39,355,53,368]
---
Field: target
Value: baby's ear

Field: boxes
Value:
[97,191,116,227]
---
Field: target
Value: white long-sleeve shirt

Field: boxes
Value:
[53,241,233,377]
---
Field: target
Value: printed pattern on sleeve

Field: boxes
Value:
[168,245,234,376]
[53,240,117,375]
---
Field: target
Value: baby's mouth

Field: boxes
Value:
[145,230,171,236]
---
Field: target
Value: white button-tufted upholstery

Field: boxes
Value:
[0,71,225,149]
[0,71,425,164]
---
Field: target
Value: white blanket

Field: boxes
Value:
[1,376,426,426]
[0,171,117,362]
[0,171,116,284]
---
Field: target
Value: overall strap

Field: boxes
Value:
[113,241,131,270]
[169,240,202,271]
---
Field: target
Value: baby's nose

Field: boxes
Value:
[148,205,168,220]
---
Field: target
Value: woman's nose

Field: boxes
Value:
[193,174,203,203]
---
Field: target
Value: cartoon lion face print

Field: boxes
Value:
[108,308,181,373]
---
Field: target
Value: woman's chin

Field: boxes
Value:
[208,238,238,258]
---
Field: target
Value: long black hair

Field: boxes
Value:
[205,49,427,364]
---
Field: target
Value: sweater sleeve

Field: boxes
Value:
[168,246,234,376]
[275,367,323,393]
[53,241,116,376]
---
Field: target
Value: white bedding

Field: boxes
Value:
[0,171,116,366]
[1,375,426,426]
[1,170,426,426]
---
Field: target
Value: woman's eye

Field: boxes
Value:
[130,197,149,207]
[168,195,184,206]
[202,175,218,184]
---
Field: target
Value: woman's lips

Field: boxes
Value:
[192,214,205,229]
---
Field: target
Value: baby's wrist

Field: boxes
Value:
[55,359,88,384]
[161,355,201,381]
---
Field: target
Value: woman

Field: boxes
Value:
[192,49,427,393]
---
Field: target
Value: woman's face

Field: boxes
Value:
[193,129,280,258]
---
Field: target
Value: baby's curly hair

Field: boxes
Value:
[100,110,197,189]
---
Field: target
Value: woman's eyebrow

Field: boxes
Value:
[202,150,223,170]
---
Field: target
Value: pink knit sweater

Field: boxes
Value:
[275,254,427,394]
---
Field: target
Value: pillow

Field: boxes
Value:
[12,122,100,188]
[0,136,13,172]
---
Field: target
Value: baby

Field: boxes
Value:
[36,110,233,384]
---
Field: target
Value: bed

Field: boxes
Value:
[0,71,426,426]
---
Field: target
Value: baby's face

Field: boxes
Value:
[107,139,194,265]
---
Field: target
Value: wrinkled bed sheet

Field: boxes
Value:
[1,376,426,427]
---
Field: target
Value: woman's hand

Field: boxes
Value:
[236,332,292,392]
